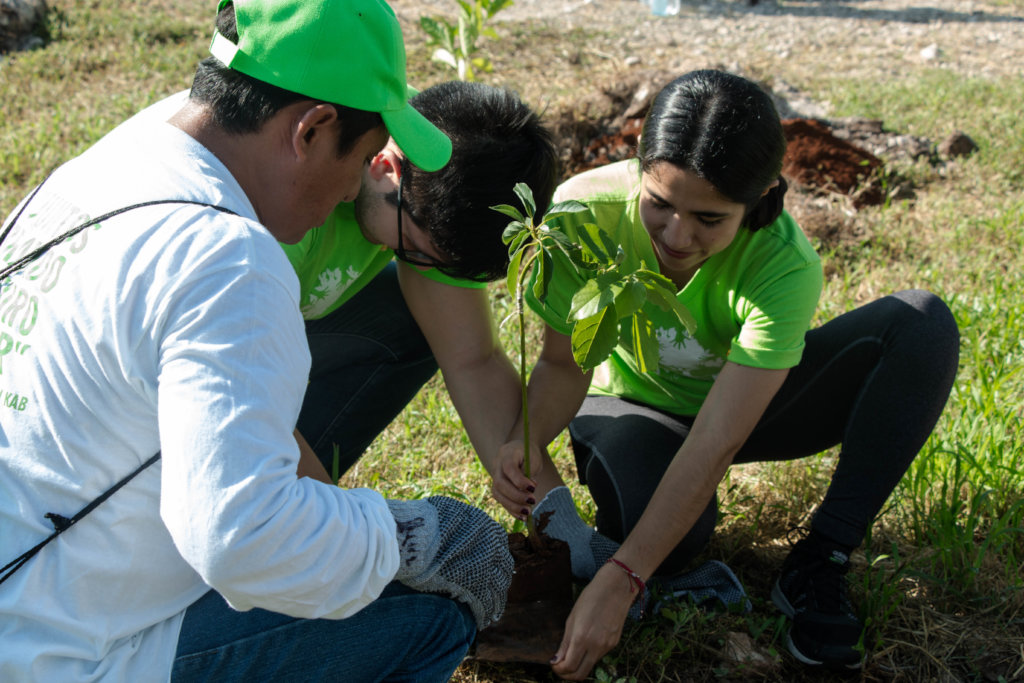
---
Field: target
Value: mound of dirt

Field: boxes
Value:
[544,69,963,249]
[781,117,883,208]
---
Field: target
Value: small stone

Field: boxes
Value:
[920,43,941,60]
[0,0,48,54]
[938,131,979,158]
[721,631,780,673]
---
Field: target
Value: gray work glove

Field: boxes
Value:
[386,496,513,630]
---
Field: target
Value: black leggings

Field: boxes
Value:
[568,290,960,575]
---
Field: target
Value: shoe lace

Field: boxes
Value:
[802,552,851,615]
[785,526,853,616]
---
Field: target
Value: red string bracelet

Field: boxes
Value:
[606,558,646,597]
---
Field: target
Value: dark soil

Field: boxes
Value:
[472,531,574,664]
[781,117,884,207]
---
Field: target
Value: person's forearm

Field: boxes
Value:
[615,426,739,578]
[509,356,592,452]
[442,349,524,476]
[295,428,332,484]
[613,363,789,579]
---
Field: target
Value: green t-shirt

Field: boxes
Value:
[526,160,823,416]
[281,202,486,320]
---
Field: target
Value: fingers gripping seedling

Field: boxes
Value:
[492,183,696,541]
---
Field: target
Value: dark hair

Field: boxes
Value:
[188,2,382,157]
[637,70,788,231]
[399,81,558,282]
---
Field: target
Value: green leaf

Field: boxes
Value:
[419,16,445,43]
[513,183,536,219]
[630,311,661,374]
[506,245,524,299]
[487,0,515,16]
[635,268,677,291]
[458,15,471,58]
[613,279,646,320]
[571,307,620,371]
[576,223,611,263]
[500,219,525,243]
[491,203,525,222]
[431,48,457,69]
[542,232,591,272]
[642,281,697,333]
[539,199,590,224]
[594,225,620,261]
[506,228,529,255]
[569,277,618,321]
[540,226,574,249]
[462,15,480,43]
[533,247,553,302]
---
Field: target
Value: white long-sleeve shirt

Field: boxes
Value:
[0,95,400,682]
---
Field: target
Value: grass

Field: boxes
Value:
[2,0,1022,680]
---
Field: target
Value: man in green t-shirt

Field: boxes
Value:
[285,81,558,482]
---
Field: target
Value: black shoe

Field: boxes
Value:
[771,534,864,669]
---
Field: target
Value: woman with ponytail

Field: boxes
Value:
[485,69,959,678]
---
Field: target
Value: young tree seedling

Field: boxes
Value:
[493,182,696,546]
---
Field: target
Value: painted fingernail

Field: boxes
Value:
[520,507,530,517]
[526,497,536,505]
[526,485,536,493]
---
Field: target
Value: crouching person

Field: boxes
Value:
[0,1,511,682]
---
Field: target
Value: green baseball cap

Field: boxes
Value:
[209,0,452,172]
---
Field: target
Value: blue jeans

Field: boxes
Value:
[296,263,439,475]
[172,582,476,682]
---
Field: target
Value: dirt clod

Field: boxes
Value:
[782,117,884,207]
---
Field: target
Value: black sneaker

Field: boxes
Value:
[771,535,864,669]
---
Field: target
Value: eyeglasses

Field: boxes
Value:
[394,162,451,270]
[391,161,495,283]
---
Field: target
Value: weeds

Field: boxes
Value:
[418,0,513,81]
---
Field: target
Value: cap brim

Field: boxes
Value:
[382,104,452,173]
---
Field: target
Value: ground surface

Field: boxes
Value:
[394,0,1020,249]
[398,0,1023,85]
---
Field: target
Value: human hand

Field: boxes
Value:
[550,561,639,680]
[491,440,542,520]
[386,496,513,630]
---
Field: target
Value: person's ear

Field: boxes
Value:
[291,103,339,160]
[367,145,402,183]
[760,178,781,197]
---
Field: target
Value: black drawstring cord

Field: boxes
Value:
[0,452,162,586]
[1,173,240,587]
[0,199,238,281]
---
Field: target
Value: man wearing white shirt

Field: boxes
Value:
[0,1,511,681]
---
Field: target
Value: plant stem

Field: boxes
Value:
[517,248,544,550]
